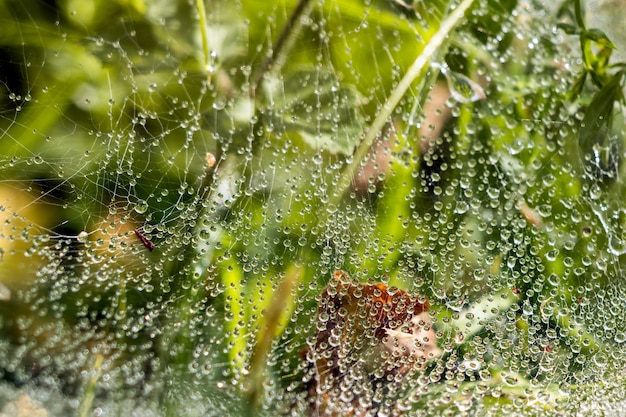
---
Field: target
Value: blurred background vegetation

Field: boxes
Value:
[1,0,626,415]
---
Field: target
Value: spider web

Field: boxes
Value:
[1,0,626,416]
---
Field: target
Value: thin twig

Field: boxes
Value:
[252,0,314,97]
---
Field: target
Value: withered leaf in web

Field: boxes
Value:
[305,270,441,416]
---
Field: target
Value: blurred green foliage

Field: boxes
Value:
[0,0,625,415]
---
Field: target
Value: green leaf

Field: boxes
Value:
[578,72,623,176]
[584,28,617,49]
[557,22,578,35]
[579,76,620,143]
[263,69,364,155]
[222,259,247,372]
[568,71,587,100]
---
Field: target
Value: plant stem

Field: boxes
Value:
[196,0,211,72]
[330,0,478,207]
[78,354,104,417]
[574,0,585,30]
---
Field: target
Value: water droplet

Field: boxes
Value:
[440,65,486,104]
[509,139,525,155]
[134,200,148,214]
[487,187,499,199]
[208,50,219,74]
[473,269,485,281]
[589,184,602,200]
[213,97,226,110]
[312,154,323,165]
[503,374,518,386]
[506,257,517,268]
[77,231,89,243]
[454,201,469,214]
[608,235,626,255]
[545,249,558,261]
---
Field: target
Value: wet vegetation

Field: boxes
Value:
[1,0,626,415]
